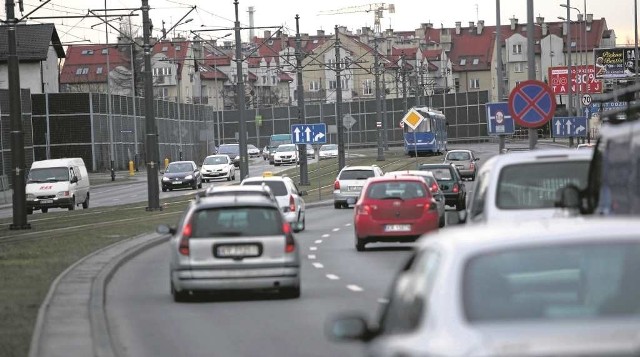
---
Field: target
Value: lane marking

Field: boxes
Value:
[308,254,316,259]
[377,298,389,304]
[326,274,340,280]
[346,284,363,292]
[344,223,352,227]
[309,246,318,251]
[314,239,323,244]
[322,234,330,238]
[332,228,340,232]
[312,262,324,269]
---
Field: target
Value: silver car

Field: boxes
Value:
[198,184,276,202]
[158,195,301,302]
[329,217,640,356]
[241,175,307,232]
[333,165,384,208]
[385,170,446,227]
[443,149,479,180]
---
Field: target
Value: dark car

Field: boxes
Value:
[419,163,467,211]
[217,144,240,167]
[161,160,202,192]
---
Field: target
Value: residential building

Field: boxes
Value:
[60,43,131,95]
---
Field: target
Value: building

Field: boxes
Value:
[60,43,132,95]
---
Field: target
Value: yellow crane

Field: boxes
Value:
[318,3,395,34]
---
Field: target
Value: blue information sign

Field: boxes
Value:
[485,102,515,135]
[552,116,588,138]
[291,123,327,144]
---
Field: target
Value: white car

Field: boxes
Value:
[330,217,640,356]
[200,154,236,182]
[305,144,315,158]
[273,144,299,166]
[318,144,338,160]
[247,144,261,158]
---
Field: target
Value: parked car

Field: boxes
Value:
[247,144,261,158]
[463,148,592,224]
[318,144,339,160]
[329,217,640,357]
[241,175,307,232]
[418,163,467,211]
[273,144,299,166]
[217,143,240,167]
[442,149,479,180]
[158,195,301,302]
[306,144,315,158]
[161,160,202,192]
[267,134,293,164]
[385,170,446,227]
[262,145,269,160]
[352,175,439,251]
[200,154,236,182]
[333,165,384,209]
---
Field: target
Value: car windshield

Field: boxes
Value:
[320,145,337,151]
[203,156,228,165]
[165,163,193,173]
[366,181,428,200]
[464,242,640,322]
[277,145,296,152]
[218,145,239,155]
[243,180,288,196]
[421,167,453,181]
[496,161,589,209]
[446,151,471,161]
[190,206,282,237]
[28,167,69,183]
[339,169,375,180]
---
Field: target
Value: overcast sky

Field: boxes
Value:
[11,0,640,46]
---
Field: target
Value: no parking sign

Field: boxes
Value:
[508,80,556,128]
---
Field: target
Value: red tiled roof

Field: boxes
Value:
[248,72,257,81]
[252,35,328,62]
[247,56,262,67]
[421,49,442,61]
[278,72,293,82]
[60,44,130,84]
[198,64,228,80]
[204,51,232,67]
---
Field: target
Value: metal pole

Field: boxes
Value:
[526,0,537,150]
[130,43,139,170]
[635,0,639,86]
[234,0,249,179]
[566,0,574,148]
[401,52,408,113]
[335,26,345,171]
[374,36,385,161]
[176,49,183,161]
[496,0,506,153]
[142,0,161,211]
[295,15,309,185]
[106,0,115,180]
[7,0,30,229]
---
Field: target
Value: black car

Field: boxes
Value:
[418,163,467,211]
[161,160,202,192]
[217,144,240,167]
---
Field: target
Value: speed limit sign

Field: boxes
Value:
[581,94,592,106]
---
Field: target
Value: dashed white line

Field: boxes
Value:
[377,298,389,304]
[332,228,340,232]
[308,254,316,259]
[322,234,330,238]
[344,223,352,227]
[312,262,324,269]
[314,239,323,244]
[326,274,340,280]
[346,284,363,292]
[309,246,318,251]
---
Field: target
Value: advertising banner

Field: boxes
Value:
[594,47,637,79]
[548,65,603,94]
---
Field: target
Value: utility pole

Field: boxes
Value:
[335,26,345,171]
[142,0,161,211]
[105,0,115,180]
[565,0,574,148]
[526,0,537,150]
[415,58,421,107]
[7,0,30,229]
[496,0,506,153]
[401,51,408,113]
[234,0,249,179]
[295,15,309,185]
[374,36,385,161]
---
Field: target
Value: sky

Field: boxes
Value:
[8,0,640,46]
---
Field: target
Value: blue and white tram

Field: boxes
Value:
[403,107,448,156]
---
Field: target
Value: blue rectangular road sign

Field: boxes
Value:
[485,102,515,135]
[291,123,327,144]
[552,117,588,138]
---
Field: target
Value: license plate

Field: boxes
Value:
[456,165,465,169]
[384,224,411,232]
[215,244,261,258]
[40,199,53,204]
[349,186,362,191]
[172,181,182,184]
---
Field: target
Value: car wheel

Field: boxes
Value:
[171,281,190,303]
[280,286,300,299]
[334,202,341,209]
[232,173,236,180]
[68,197,75,211]
[227,175,231,181]
[355,236,366,252]
[27,208,33,215]
[457,197,466,211]
[439,214,446,228]
[82,193,90,209]
[162,187,167,192]
[198,180,203,189]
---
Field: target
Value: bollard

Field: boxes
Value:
[110,167,115,181]
[164,157,169,170]
[129,160,135,176]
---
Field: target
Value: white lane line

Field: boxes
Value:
[308,254,316,260]
[332,228,340,232]
[377,298,389,304]
[312,262,324,269]
[346,284,363,292]
[309,246,318,251]
[322,234,330,238]
[344,223,352,227]
[326,274,340,280]
[314,239,323,244]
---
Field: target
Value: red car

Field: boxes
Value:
[353,176,440,251]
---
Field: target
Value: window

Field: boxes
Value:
[327,59,335,69]
[101,48,108,55]
[512,44,522,54]
[309,81,320,91]
[469,78,480,89]
[191,206,282,237]
[81,50,94,55]
[460,58,467,66]
[571,41,577,48]
[272,75,277,84]
[514,62,524,73]
[232,74,237,83]
[262,75,267,84]
[341,78,348,89]
[162,46,168,52]
[175,45,181,51]
[362,79,373,95]
[75,67,89,75]
[472,58,479,65]
[329,80,337,90]
[96,67,103,74]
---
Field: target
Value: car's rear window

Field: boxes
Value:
[366,181,428,200]
[191,206,282,237]
[339,169,375,180]
[218,145,239,155]
[203,156,228,165]
[243,180,288,196]
[496,161,589,209]
[464,242,640,322]
[166,163,193,172]
[420,168,453,181]
[446,152,471,161]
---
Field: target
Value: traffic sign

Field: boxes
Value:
[343,114,357,129]
[581,94,592,106]
[291,123,327,144]
[485,102,515,135]
[551,116,588,138]
[508,80,557,128]
[401,108,424,130]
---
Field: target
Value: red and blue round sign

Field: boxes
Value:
[508,80,556,128]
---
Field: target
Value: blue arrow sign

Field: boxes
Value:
[552,117,588,138]
[485,102,515,135]
[291,123,327,144]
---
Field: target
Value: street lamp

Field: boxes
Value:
[168,18,193,161]
[560,4,585,122]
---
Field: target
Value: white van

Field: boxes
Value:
[26,158,90,214]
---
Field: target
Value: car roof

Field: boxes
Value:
[168,160,195,165]
[417,217,640,255]
[242,176,292,183]
[365,175,426,184]
[479,147,592,172]
[205,154,229,158]
[385,170,436,178]
[341,165,379,171]
[205,185,271,194]
[446,149,473,153]
[194,195,279,208]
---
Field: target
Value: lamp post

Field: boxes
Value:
[170,18,192,161]
[561,4,583,129]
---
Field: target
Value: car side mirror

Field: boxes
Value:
[156,224,176,235]
[70,176,78,184]
[555,184,582,210]
[326,315,374,342]
[475,157,480,161]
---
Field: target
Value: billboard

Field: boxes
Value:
[594,47,637,79]
[548,65,603,94]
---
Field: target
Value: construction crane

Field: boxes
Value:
[318,3,395,34]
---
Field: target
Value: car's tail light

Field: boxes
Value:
[452,183,460,193]
[469,162,475,171]
[334,180,340,190]
[179,222,192,256]
[289,195,296,212]
[430,182,439,193]
[357,204,375,215]
[283,223,295,253]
